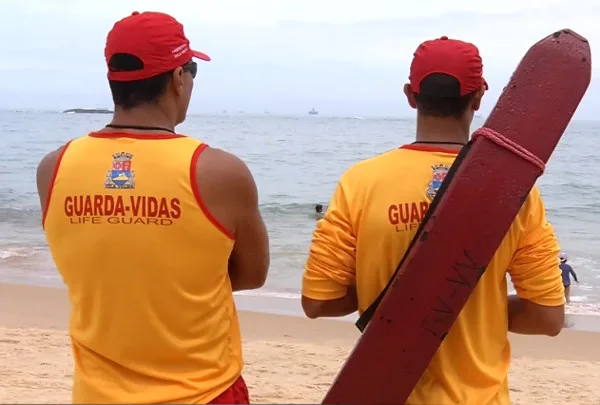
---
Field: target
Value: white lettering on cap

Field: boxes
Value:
[172,43,189,59]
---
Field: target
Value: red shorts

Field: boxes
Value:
[209,375,249,404]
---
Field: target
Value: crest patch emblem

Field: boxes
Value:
[104,152,135,189]
[426,164,449,200]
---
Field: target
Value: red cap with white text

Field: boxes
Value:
[105,11,211,81]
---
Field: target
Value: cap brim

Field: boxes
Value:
[192,50,211,62]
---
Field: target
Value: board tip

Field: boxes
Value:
[529,28,592,71]
[551,28,588,43]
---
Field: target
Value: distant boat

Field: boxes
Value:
[308,107,319,115]
[62,108,113,114]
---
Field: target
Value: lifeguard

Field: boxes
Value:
[36,11,269,404]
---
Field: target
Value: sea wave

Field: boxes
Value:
[0,246,40,260]
[3,197,598,227]
[0,201,322,228]
[235,290,302,300]
[236,289,600,316]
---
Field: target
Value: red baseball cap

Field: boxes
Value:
[105,11,211,81]
[409,36,487,97]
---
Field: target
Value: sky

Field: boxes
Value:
[0,0,599,118]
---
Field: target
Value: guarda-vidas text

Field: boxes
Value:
[64,195,181,226]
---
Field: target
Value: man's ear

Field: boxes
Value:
[471,85,486,111]
[171,66,185,97]
[404,83,417,109]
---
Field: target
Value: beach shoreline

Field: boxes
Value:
[1,282,600,404]
[2,278,599,331]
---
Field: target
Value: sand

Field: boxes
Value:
[1,283,599,404]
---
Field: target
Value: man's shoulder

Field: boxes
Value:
[37,141,73,172]
[198,146,250,175]
[516,186,544,215]
[509,185,558,252]
[194,146,256,192]
[38,134,97,164]
[341,148,402,181]
[36,141,75,203]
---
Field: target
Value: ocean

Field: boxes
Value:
[0,110,599,317]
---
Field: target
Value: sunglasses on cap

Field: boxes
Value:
[182,60,197,79]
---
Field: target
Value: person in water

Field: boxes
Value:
[559,252,579,304]
[315,204,324,220]
[36,11,269,404]
[301,36,565,404]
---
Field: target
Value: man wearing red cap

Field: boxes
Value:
[36,11,269,404]
[301,37,565,403]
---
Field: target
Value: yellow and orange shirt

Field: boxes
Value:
[43,132,242,404]
[303,144,564,405]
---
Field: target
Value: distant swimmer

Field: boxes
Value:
[559,252,579,304]
[315,204,324,220]
[36,11,269,404]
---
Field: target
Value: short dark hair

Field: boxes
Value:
[108,53,172,110]
[414,73,476,119]
[315,204,323,211]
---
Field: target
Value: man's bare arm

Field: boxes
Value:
[302,284,358,319]
[36,146,67,223]
[195,147,269,291]
[508,295,563,336]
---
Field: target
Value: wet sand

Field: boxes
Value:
[1,283,599,404]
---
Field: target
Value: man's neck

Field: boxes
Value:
[106,106,176,133]
[415,115,470,145]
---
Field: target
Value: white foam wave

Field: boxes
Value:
[566,302,600,316]
[0,247,37,260]
[234,290,600,316]
[234,290,301,300]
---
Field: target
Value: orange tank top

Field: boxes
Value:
[43,132,242,404]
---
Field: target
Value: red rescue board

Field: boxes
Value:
[323,29,591,405]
